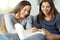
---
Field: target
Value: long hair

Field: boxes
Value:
[11,1,31,14]
[37,0,59,23]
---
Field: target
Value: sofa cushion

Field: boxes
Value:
[0,14,4,26]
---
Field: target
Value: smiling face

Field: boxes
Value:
[15,5,31,20]
[41,2,51,16]
[20,5,31,19]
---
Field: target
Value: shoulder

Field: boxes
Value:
[56,14,60,20]
[56,14,60,18]
[4,13,11,18]
[4,13,15,18]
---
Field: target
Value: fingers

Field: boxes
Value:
[31,27,38,33]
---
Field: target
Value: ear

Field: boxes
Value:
[59,28,60,31]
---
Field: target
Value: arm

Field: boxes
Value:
[52,28,60,40]
[4,14,15,33]
[42,28,60,40]
[52,15,60,40]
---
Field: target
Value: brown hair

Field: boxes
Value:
[11,1,31,14]
[37,0,59,22]
[0,1,31,33]
[0,17,6,34]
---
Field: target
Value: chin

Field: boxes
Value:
[21,16,28,19]
[21,17,25,19]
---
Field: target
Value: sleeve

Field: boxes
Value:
[26,16,33,29]
[4,14,14,33]
[56,15,60,28]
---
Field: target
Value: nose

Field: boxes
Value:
[25,11,29,15]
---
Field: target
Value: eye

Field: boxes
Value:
[46,6,51,8]
[24,9,26,11]
[41,5,45,8]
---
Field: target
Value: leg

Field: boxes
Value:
[5,33,20,40]
[25,34,47,40]
[0,34,9,40]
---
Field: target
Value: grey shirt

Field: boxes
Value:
[4,13,32,33]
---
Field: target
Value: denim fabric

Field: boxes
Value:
[25,34,47,40]
[5,33,47,40]
[0,34,9,40]
[5,33,20,40]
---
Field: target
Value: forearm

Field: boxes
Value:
[53,35,60,40]
[53,28,60,40]
[42,28,55,40]
[42,28,60,40]
[42,28,53,36]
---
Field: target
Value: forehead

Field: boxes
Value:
[41,2,50,6]
[23,5,31,10]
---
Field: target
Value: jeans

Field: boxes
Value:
[5,33,20,40]
[0,34,9,40]
[5,33,47,40]
[25,34,47,40]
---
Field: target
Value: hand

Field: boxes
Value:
[25,27,38,34]
[47,35,54,40]
[42,28,55,40]
[37,29,43,32]
[13,29,16,33]
[42,28,52,36]
[31,27,38,32]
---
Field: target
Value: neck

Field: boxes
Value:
[15,16,23,23]
[44,14,52,21]
[45,14,51,17]
[15,12,23,23]
[17,18,23,23]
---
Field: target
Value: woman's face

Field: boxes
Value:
[41,2,51,15]
[19,5,31,19]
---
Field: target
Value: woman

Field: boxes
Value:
[4,0,32,33]
[4,1,46,40]
[33,0,60,40]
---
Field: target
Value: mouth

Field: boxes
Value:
[24,14,29,18]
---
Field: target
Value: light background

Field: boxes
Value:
[0,0,60,16]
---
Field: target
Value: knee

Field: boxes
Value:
[37,34,47,40]
[27,34,47,40]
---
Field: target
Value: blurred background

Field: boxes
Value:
[0,0,60,16]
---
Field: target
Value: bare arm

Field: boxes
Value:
[52,28,60,40]
[42,28,60,40]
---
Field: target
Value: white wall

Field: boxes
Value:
[27,0,60,16]
[27,0,39,16]
[54,0,60,12]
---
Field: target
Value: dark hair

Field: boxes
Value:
[37,0,59,23]
[11,1,31,14]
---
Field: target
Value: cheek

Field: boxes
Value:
[20,12,25,18]
[47,8,51,12]
[20,11,24,16]
[41,8,45,13]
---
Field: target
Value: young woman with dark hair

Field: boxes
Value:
[33,0,60,40]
